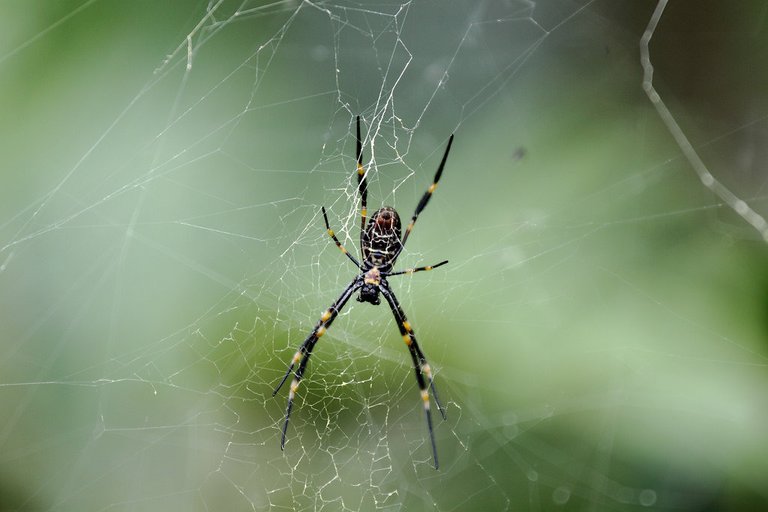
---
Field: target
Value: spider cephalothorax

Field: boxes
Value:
[272,116,454,469]
[359,266,382,305]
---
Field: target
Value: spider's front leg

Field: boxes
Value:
[272,277,362,449]
[379,283,446,469]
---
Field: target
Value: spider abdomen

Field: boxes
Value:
[361,207,402,270]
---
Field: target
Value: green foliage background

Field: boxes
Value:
[1,1,767,510]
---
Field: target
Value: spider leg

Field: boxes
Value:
[380,283,446,470]
[355,116,368,242]
[398,134,454,252]
[273,277,363,449]
[384,260,448,277]
[322,207,361,269]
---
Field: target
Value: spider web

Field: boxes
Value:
[2,1,768,510]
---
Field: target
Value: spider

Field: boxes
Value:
[272,116,454,469]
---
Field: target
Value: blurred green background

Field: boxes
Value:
[2,1,767,510]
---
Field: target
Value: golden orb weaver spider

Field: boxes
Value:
[272,116,454,469]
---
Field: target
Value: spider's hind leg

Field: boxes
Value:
[355,115,369,239]
[398,134,454,252]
